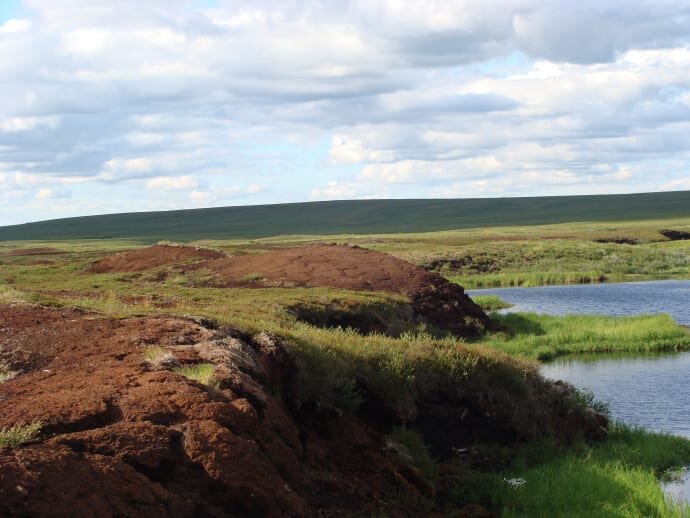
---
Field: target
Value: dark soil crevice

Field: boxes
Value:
[660,229,690,241]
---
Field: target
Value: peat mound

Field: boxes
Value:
[200,245,494,336]
[0,305,608,516]
[0,305,429,517]
[86,244,225,273]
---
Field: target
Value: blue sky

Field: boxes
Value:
[0,0,21,23]
[1,0,690,225]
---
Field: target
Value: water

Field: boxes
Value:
[467,280,690,501]
[541,352,690,437]
[468,279,690,326]
[541,352,690,502]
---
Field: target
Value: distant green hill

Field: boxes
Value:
[2,191,689,241]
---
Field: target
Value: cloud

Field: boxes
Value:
[146,175,198,190]
[2,1,690,224]
[0,19,31,34]
[34,187,53,199]
[660,177,690,190]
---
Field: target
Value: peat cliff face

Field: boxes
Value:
[0,304,607,517]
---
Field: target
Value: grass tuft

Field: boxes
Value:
[174,363,217,388]
[471,294,513,311]
[0,421,42,448]
[143,346,178,370]
[239,272,264,282]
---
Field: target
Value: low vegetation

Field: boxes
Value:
[143,346,178,370]
[1,191,689,241]
[472,294,513,311]
[482,313,690,360]
[239,272,264,282]
[0,421,42,448]
[174,363,217,388]
[494,424,690,517]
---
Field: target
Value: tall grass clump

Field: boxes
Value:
[496,424,690,517]
[0,421,42,448]
[482,313,690,360]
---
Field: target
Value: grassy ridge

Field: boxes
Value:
[2,190,690,241]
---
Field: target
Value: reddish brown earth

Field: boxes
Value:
[88,244,493,336]
[6,247,65,256]
[86,244,225,273]
[195,245,494,336]
[0,302,608,516]
[0,305,432,517]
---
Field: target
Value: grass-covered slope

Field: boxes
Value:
[2,190,690,241]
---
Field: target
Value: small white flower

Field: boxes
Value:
[503,477,527,488]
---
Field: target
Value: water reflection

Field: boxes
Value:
[468,280,690,326]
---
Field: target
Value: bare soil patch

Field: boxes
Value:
[6,247,65,256]
[86,244,225,273]
[197,244,494,336]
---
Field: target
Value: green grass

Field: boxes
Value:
[0,421,42,448]
[472,294,513,311]
[480,313,690,360]
[239,272,264,282]
[2,191,690,241]
[174,363,217,388]
[495,424,690,517]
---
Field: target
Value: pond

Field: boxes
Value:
[541,352,690,503]
[467,279,690,326]
[469,280,690,502]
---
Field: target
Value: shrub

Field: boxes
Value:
[0,421,42,447]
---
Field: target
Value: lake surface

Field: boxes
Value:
[468,280,690,501]
[468,279,690,326]
[541,352,690,437]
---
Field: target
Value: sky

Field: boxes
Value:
[1,0,690,225]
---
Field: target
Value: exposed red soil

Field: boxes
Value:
[86,244,226,273]
[0,305,431,517]
[200,244,449,292]
[6,247,65,256]
[197,245,494,336]
[88,244,493,336]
